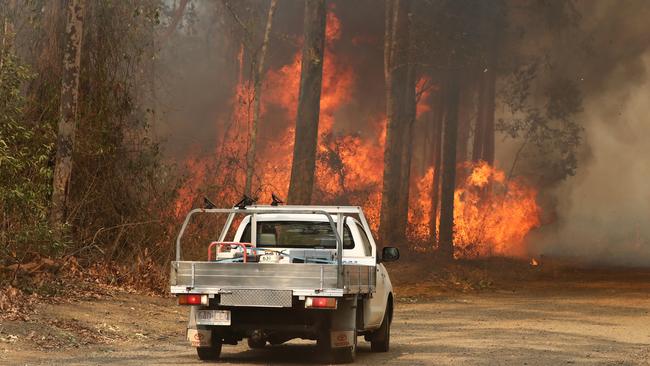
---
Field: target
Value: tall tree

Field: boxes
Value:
[287,0,326,204]
[0,0,16,72]
[472,81,486,162]
[474,63,496,164]
[481,50,497,166]
[50,0,85,230]
[28,0,65,128]
[395,8,417,241]
[456,74,474,185]
[428,87,444,244]
[379,0,412,245]
[244,0,278,196]
[473,3,499,165]
[438,60,461,259]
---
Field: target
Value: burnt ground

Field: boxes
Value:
[1,259,650,365]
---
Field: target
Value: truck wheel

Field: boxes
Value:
[247,337,266,349]
[196,340,222,361]
[370,305,391,352]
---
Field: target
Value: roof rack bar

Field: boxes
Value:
[243,205,362,214]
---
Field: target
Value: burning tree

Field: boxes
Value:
[287,0,327,205]
[379,0,417,246]
[168,0,582,263]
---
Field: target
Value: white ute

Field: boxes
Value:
[170,205,400,363]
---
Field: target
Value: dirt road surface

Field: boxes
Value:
[2,281,649,365]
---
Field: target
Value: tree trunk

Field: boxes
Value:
[456,89,470,165]
[396,87,415,239]
[378,0,411,245]
[455,75,473,185]
[28,0,65,125]
[419,116,432,176]
[50,0,85,230]
[428,87,444,245]
[395,8,416,240]
[287,0,326,204]
[475,65,496,164]
[0,0,16,72]
[482,57,496,165]
[474,4,498,165]
[438,65,461,259]
[379,0,396,245]
[244,0,278,196]
[472,70,486,162]
[483,3,500,166]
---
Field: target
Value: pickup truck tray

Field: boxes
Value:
[170,262,376,297]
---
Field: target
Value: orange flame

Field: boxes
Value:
[255,8,357,203]
[409,161,541,257]
[454,162,541,258]
[171,9,542,259]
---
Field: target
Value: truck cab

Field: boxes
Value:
[170,205,399,363]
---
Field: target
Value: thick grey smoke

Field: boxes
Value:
[528,1,650,266]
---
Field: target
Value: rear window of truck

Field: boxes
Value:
[240,221,354,249]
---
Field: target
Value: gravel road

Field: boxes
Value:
[2,285,650,365]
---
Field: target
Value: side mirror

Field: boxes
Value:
[381,247,400,262]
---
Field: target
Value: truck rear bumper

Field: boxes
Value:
[171,285,346,299]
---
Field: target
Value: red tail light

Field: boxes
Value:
[305,297,337,309]
[178,294,208,305]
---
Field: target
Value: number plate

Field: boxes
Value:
[196,310,231,326]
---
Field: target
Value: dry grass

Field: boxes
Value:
[0,255,168,321]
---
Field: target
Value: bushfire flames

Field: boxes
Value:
[408,162,541,258]
[173,8,541,259]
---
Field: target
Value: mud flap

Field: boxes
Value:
[330,330,355,348]
[330,295,357,348]
[187,328,212,348]
[186,306,212,347]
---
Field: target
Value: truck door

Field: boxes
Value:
[355,223,388,329]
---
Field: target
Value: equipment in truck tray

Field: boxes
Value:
[219,289,292,307]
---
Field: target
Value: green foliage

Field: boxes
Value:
[0,51,57,258]
[497,61,584,184]
[1,0,180,273]
[62,0,178,265]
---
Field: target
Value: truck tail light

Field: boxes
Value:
[305,297,337,309]
[178,294,208,306]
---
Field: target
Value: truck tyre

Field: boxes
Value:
[370,304,391,352]
[196,339,222,361]
[247,337,266,349]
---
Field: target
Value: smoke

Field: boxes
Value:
[529,1,650,266]
[155,1,385,159]
[153,2,237,158]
